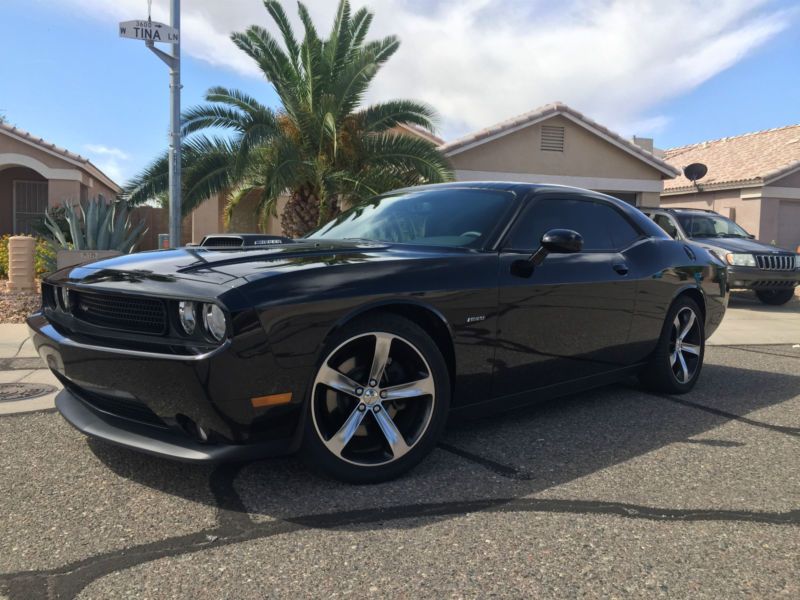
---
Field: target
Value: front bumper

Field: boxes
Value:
[55,388,281,462]
[28,312,307,462]
[726,266,799,290]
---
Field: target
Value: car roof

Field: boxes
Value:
[391,180,630,199]
[643,207,720,215]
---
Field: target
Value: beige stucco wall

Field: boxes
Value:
[639,192,661,208]
[191,193,225,243]
[48,180,82,206]
[770,169,800,188]
[0,132,119,205]
[758,197,800,249]
[449,115,664,181]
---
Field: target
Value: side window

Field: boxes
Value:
[653,214,679,239]
[505,197,639,251]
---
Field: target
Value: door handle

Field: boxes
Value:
[612,263,629,275]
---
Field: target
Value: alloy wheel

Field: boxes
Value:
[669,307,702,383]
[311,332,436,467]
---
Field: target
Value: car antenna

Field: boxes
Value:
[683,163,708,191]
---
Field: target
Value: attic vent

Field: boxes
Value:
[541,125,565,152]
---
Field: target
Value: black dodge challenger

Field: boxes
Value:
[28,183,729,483]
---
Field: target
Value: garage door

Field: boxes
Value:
[777,201,800,250]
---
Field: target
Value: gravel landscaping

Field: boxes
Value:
[0,284,41,324]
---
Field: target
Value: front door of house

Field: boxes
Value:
[13,180,48,234]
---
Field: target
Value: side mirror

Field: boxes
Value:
[511,229,583,278]
[540,229,583,254]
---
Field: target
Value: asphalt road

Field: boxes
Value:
[1,345,798,599]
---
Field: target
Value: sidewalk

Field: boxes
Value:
[0,324,59,415]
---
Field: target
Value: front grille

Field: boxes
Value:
[72,291,167,335]
[755,254,795,271]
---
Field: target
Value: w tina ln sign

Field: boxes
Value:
[119,20,179,43]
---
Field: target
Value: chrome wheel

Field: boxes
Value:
[669,307,702,383]
[311,332,436,467]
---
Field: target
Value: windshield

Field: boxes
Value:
[308,188,515,248]
[676,213,752,238]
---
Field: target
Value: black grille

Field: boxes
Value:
[755,254,795,271]
[201,236,243,247]
[72,291,167,335]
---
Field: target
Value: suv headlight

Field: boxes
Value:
[725,253,756,267]
[202,303,228,342]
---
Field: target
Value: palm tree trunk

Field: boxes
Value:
[280,185,339,238]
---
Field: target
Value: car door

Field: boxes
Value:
[492,194,643,399]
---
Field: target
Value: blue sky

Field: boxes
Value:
[1,0,797,185]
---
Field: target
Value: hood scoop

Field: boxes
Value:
[198,234,295,248]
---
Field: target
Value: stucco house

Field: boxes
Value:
[660,125,800,250]
[191,102,678,241]
[0,122,120,235]
[441,102,678,208]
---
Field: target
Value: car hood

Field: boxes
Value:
[58,240,458,286]
[689,236,794,254]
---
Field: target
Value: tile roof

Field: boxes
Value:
[662,124,800,193]
[438,102,678,178]
[398,123,445,146]
[0,121,120,191]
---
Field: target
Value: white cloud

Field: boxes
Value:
[84,144,129,160]
[83,144,130,183]
[63,0,790,141]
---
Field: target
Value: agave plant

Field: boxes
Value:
[44,196,147,253]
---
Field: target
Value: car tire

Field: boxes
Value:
[639,296,705,394]
[755,289,796,306]
[302,313,450,484]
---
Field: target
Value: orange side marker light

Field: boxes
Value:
[251,392,293,408]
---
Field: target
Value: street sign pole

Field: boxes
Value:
[120,3,182,248]
[167,0,181,249]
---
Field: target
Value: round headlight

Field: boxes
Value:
[178,301,197,334]
[202,303,227,342]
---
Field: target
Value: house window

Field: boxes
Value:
[13,180,49,234]
[540,125,565,152]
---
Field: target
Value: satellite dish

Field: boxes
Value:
[683,163,708,182]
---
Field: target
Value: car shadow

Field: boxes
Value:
[89,360,799,531]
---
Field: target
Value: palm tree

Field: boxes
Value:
[125,0,453,238]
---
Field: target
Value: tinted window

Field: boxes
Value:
[676,213,751,239]
[506,197,640,251]
[653,214,679,239]
[309,189,514,248]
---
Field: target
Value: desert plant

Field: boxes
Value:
[44,197,147,253]
[125,0,453,238]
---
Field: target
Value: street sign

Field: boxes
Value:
[119,20,179,43]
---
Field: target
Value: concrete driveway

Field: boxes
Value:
[708,291,800,346]
[0,344,798,598]
[0,297,798,598]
